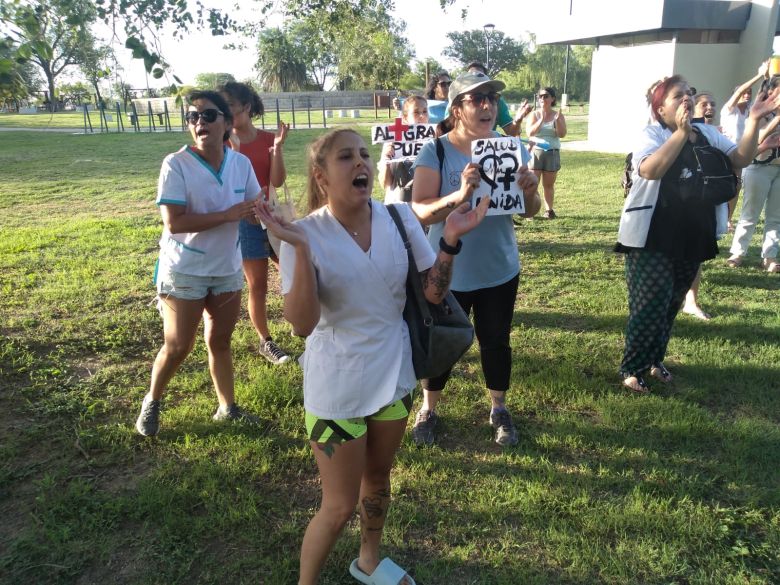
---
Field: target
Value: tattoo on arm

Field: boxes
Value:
[432,200,456,216]
[424,256,453,300]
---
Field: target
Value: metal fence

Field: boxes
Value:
[80,93,399,134]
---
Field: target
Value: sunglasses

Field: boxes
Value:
[461,93,500,107]
[438,81,452,87]
[185,109,224,125]
[538,94,551,99]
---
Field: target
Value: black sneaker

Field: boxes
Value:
[489,408,518,446]
[411,409,438,445]
[259,338,291,365]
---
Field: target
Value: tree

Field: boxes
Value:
[443,29,525,77]
[57,80,91,106]
[1,0,97,111]
[287,18,337,91]
[0,37,39,109]
[76,36,114,108]
[255,28,307,92]
[194,72,236,90]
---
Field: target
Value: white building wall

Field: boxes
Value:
[588,42,675,153]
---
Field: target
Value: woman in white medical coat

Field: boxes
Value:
[256,128,489,585]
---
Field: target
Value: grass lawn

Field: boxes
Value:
[0,127,778,585]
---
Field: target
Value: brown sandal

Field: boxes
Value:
[622,374,650,394]
[726,255,743,268]
[762,258,780,273]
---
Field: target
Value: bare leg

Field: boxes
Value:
[682,267,710,321]
[420,389,441,412]
[542,170,558,213]
[203,290,242,407]
[243,258,271,340]
[357,417,409,577]
[299,437,366,585]
[149,296,205,400]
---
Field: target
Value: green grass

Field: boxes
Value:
[1,128,778,585]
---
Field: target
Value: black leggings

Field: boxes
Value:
[423,273,520,392]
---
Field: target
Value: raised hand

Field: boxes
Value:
[254,201,308,247]
[442,195,490,242]
[458,162,482,203]
[516,165,539,196]
[749,86,780,121]
[676,99,692,134]
[274,122,289,147]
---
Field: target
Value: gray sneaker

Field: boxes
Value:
[259,338,291,365]
[489,408,518,446]
[212,403,261,425]
[411,409,438,445]
[136,394,161,437]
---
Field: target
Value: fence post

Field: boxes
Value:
[180,102,186,131]
[322,98,326,129]
[147,101,155,132]
[307,99,312,128]
[99,103,108,133]
[82,104,93,133]
[130,102,140,132]
[163,100,171,131]
[374,92,378,119]
[275,98,281,128]
[387,91,392,118]
[291,96,296,129]
[116,102,124,132]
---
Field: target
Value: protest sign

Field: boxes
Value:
[471,137,531,216]
[371,118,436,162]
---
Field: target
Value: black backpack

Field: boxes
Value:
[689,128,737,205]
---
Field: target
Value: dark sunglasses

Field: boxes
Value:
[462,93,500,107]
[185,109,224,125]
[538,94,551,99]
[438,81,452,87]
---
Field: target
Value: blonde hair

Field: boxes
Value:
[306,128,362,212]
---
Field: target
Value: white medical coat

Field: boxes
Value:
[280,201,436,419]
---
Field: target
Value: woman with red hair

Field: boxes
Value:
[615,75,780,393]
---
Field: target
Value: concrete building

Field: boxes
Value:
[538,0,780,153]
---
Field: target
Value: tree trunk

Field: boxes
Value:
[46,71,57,112]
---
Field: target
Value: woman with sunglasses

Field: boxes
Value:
[616,76,779,394]
[410,71,541,447]
[135,90,262,436]
[422,71,451,123]
[220,81,292,365]
[526,87,567,219]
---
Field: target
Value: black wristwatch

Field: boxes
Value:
[439,237,462,255]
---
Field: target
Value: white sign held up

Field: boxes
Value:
[371,119,436,162]
[470,137,531,216]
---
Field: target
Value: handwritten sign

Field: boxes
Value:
[471,137,531,216]
[372,119,436,162]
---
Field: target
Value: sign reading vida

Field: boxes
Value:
[372,118,436,162]
[471,137,531,216]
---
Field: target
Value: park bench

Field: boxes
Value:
[128,97,178,128]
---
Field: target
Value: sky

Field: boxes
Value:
[101,0,537,90]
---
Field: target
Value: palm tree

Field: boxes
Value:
[255,28,307,92]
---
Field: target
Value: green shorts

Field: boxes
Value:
[306,393,413,444]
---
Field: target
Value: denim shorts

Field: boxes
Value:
[155,266,244,300]
[239,219,271,260]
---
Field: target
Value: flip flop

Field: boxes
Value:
[762,259,780,273]
[622,374,649,394]
[349,558,416,585]
[650,363,673,383]
[726,255,743,268]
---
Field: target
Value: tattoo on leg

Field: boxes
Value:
[316,442,337,458]
[362,496,384,520]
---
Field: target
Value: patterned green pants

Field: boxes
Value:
[620,250,700,377]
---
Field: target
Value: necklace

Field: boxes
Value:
[328,203,371,239]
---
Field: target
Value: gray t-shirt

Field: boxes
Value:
[413,133,520,291]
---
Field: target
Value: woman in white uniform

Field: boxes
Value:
[256,128,489,585]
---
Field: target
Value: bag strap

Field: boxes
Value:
[386,204,434,324]
[435,137,445,173]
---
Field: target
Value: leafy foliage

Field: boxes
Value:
[0,36,40,107]
[443,29,525,77]
[0,0,97,111]
[193,72,236,90]
[255,28,308,92]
